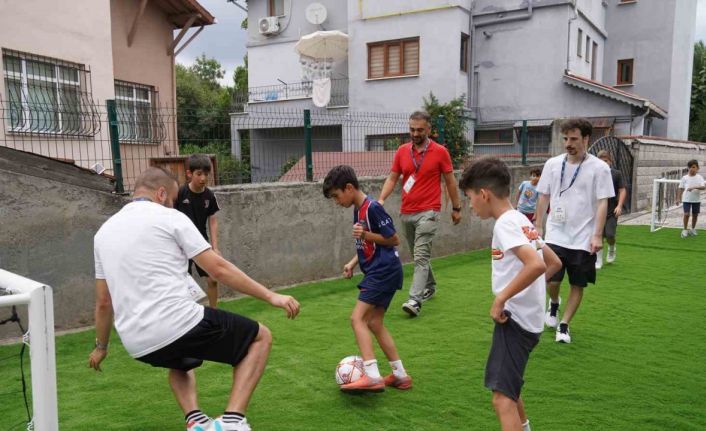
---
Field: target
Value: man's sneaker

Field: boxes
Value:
[421,288,436,302]
[556,323,571,343]
[681,229,689,238]
[606,246,616,263]
[690,229,698,236]
[383,374,413,390]
[187,419,213,431]
[209,417,251,431]
[402,299,421,317]
[340,375,385,393]
[595,251,603,269]
[545,298,560,328]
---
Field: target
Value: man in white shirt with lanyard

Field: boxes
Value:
[535,118,614,343]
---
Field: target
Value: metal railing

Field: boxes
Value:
[232,78,349,111]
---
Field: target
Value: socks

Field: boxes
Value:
[222,411,246,423]
[389,359,408,378]
[185,410,210,425]
[363,359,381,379]
[522,419,532,431]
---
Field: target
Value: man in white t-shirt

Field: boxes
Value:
[535,118,615,344]
[677,159,705,238]
[458,157,561,431]
[88,167,300,431]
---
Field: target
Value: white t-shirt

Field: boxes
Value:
[537,154,615,252]
[680,174,705,203]
[94,201,211,358]
[492,210,546,333]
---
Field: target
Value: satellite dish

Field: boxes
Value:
[305,3,327,25]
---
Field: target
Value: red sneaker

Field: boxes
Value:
[340,375,385,393]
[383,374,413,390]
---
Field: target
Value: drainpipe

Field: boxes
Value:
[631,107,651,136]
[565,0,578,72]
[468,1,474,110]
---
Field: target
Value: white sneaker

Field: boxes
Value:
[402,299,421,317]
[595,251,603,269]
[210,417,251,431]
[522,419,532,431]
[188,418,213,431]
[690,229,698,236]
[681,229,689,238]
[606,246,616,263]
[544,298,561,328]
[556,323,571,343]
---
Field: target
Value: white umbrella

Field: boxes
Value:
[294,30,349,61]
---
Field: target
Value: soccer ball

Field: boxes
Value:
[335,355,364,385]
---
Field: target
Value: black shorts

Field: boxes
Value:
[189,259,209,278]
[603,216,618,239]
[136,307,260,371]
[547,244,596,288]
[485,317,541,401]
[683,202,701,215]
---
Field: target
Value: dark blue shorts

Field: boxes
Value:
[683,202,701,215]
[358,288,398,310]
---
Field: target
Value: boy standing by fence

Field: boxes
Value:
[515,168,542,222]
[459,157,561,431]
[323,165,412,393]
[678,159,706,238]
[176,154,221,308]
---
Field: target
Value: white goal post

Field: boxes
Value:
[651,178,682,232]
[0,269,58,431]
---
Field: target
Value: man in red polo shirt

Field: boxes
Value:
[378,111,462,317]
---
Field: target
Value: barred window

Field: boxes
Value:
[2,49,98,135]
[114,81,164,143]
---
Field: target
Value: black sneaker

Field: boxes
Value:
[421,288,436,302]
[555,323,571,343]
[402,299,421,317]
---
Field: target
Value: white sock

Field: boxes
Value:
[389,359,407,378]
[522,419,531,431]
[363,359,381,379]
[609,245,615,252]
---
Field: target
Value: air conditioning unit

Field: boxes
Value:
[258,16,280,35]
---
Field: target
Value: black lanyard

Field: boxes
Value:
[559,154,586,197]
[411,141,430,173]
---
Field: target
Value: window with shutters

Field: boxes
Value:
[367,38,419,79]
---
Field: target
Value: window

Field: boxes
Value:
[2,49,93,135]
[268,0,284,16]
[115,81,163,143]
[460,33,470,72]
[577,28,583,57]
[475,129,514,144]
[585,35,591,61]
[368,38,419,79]
[617,59,634,85]
[366,133,408,151]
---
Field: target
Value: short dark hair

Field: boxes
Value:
[688,159,699,168]
[323,165,359,198]
[409,110,431,124]
[187,154,212,173]
[134,167,177,193]
[596,149,612,161]
[458,157,511,198]
[560,118,593,138]
[530,168,542,177]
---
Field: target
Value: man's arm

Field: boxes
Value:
[534,194,550,234]
[208,214,219,254]
[443,171,462,225]
[490,245,546,323]
[591,198,608,253]
[193,250,300,318]
[378,171,401,205]
[88,279,113,371]
[615,187,627,216]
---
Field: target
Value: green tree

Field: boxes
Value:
[689,41,706,142]
[192,53,225,87]
[233,54,248,92]
[422,92,471,166]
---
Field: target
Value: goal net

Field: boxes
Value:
[0,269,58,431]
[650,178,681,232]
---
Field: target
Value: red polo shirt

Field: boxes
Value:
[391,140,453,214]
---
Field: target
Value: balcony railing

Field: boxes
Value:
[232,78,349,112]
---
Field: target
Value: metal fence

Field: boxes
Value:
[0,99,555,192]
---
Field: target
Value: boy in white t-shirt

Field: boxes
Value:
[459,157,561,431]
[677,159,705,238]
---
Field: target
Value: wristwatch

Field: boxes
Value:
[95,339,109,350]
[452,207,462,212]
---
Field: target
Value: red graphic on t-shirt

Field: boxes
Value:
[521,226,539,241]
[491,248,504,260]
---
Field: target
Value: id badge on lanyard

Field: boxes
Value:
[552,201,567,223]
[405,142,429,194]
[403,175,416,193]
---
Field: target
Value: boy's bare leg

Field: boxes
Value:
[684,214,690,230]
[692,214,698,229]
[169,369,199,414]
[367,307,400,361]
[492,391,523,431]
[547,281,561,303]
[517,396,528,424]
[561,285,584,324]
[206,277,218,308]
[350,300,377,360]
[225,324,272,413]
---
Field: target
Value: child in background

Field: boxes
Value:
[516,168,542,222]
[678,159,706,238]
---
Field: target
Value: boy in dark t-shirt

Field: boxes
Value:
[176,154,221,307]
[323,165,412,393]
